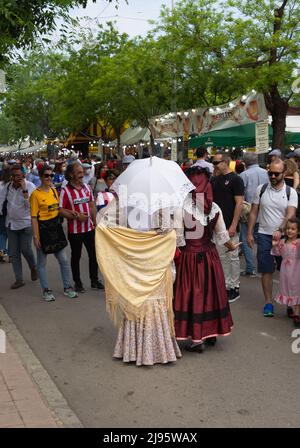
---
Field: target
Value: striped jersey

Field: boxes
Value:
[59,183,94,234]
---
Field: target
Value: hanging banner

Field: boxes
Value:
[149,92,268,139]
[171,140,177,161]
[255,120,269,154]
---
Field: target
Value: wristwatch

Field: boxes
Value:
[22,190,28,193]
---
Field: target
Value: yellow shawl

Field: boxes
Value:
[95,224,176,331]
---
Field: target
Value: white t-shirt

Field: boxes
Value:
[0,180,36,230]
[192,159,214,174]
[253,183,298,235]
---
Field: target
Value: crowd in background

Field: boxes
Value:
[0,153,125,301]
[0,146,300,353]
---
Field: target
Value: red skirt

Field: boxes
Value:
[174,246,233,342]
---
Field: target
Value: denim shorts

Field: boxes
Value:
[257,233,275,274]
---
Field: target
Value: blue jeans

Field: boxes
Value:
[0,216,8,252]
[240,222,259,273]
[7,226,36,282]
[37,247,72,291]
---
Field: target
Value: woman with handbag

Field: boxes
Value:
[30,165,78,302]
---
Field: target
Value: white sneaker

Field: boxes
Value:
[64,287,78,299]
[42,289,55,302]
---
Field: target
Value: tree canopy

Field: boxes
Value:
[0,0,121,63]
[1,0,300,151]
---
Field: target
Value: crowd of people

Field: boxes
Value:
[0,154,124,300]
[0,145,299,366]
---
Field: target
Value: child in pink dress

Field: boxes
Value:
[271,218,300,327]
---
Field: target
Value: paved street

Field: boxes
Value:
[0,246,300,428]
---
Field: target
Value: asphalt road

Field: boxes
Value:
[1,246,300,428]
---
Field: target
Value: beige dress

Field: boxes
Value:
[97,200,182,366]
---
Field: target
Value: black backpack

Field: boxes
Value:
[259,183,291,201]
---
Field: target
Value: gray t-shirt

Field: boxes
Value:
[253,182,298,235]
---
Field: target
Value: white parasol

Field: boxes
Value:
[112,156,195,215]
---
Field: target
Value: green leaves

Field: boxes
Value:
[1,0,299,150]
[0,1,120,62]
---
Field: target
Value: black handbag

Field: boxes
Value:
[38,216,68,254]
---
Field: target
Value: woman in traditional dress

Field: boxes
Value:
[174,166,240,352]
[95,199,182,366]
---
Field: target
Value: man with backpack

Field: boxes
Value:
[247,159,298,317]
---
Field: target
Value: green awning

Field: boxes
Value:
[189,123,300,148]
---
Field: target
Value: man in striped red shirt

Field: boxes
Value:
[59,162,104,293]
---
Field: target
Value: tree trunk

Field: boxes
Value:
[271,106,288,150]
[116,128,122,158]
[264,89,289,150]
[47,142,55,159]
[149,132,155,156]
[264,2,289,151]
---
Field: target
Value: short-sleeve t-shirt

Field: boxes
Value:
[252,182,298,235]
[30,187,59,221]
[211,172,245,229]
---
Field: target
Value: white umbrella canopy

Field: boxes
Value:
[112,156,195,214]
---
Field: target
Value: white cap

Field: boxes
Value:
[268,149,282,157]
[122,155,135,164]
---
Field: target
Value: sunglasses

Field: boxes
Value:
[268,171,284,177]
[212,160,223,166]
[43,173,54,179]
[107,176,116,180]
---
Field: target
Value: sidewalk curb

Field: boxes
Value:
[0,304,83,428]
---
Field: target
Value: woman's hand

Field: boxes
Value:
[225,241,242,252]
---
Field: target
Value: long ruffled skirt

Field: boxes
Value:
[113,299,182,366]
[174,246,233,343]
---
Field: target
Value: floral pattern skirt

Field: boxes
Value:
[113,299,182,366]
